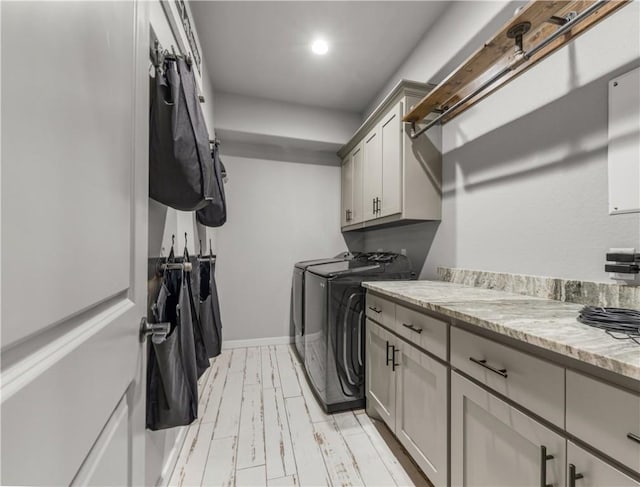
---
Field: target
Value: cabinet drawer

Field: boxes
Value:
[395,304,447,361]
[365,293,395,331]
[566,370,640,474]
[450,327,564,427]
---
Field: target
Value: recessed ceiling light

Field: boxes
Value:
[311,39,329,55]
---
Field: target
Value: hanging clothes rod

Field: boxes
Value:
[151,40,205,103]
[408,0,608,139]
[197,256,216,263]
[160,262,193,272]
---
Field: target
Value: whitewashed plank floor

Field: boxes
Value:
[168,344,422,487]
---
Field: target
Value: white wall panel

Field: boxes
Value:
[608,67,640,215]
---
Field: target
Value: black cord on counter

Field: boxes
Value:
[578,307,640,343]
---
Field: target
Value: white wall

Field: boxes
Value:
[216,91,361,148]
[364,1,523,119]
[359,1,640,284]
[214,91,362,166]
[215,154,347,343]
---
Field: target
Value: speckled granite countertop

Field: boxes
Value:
[362,280,640,381]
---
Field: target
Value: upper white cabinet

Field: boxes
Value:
[341,152,353,227]
[341,142,364,226]
[339,80,442,231]
[363,125,383,220]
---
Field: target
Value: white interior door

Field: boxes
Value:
[1,2,149,485]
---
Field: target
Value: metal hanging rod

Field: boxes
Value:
[408,0,607,139]
[197,256,217,263]
[151,40,205,103]
[160,262,193,272]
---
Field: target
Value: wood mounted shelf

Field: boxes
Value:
[403,0,630,135]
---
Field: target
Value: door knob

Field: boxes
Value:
[140,317,170,344]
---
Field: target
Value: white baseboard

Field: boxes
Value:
[222,336,293,349]
[156,426,188,487]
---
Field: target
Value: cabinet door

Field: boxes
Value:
[396,342,448,487]
[380,101,403,217]
[451,372,566,487]
[341,155,353,227]
[363,125,382,221]
[366,319,397,431]
[352,143,364,224]
[568,442,640,487]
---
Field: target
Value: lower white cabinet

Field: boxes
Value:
[568,442,640,487]
[396,340,448,487]
[365,291,640,487]
[366,318,448,486]
[451,372,566,487]
[366,318,397,429]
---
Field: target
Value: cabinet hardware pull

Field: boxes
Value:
[392,346,400,371]
[376,197,381,213]
[569,464,584,487]
[372,198,376,214]
[469,357,508,378]
[386,340,393,367]
[402,323,423,334]
[368,306,382,314]
[540,445,554,487]
[627,432,640,444]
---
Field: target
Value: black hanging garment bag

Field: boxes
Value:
[146,265,199,430]
[196,141,227,227]
[182,251,211,378]
[149,57,213,211]
[194,254,223,357]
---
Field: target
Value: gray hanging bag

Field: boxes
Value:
[196,141,227,227]
[149,56,213,211]
[195,253,223,357]
[146,263,199,430]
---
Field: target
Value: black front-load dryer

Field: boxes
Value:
[303,253,413,413]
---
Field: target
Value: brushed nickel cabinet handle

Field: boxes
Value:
[569,464,584,487]
[469,357,508,378]
[391,346,400,371]
[627,432,640,444]
[540,445,554,487]
[402,323,423,334]
[368,306,381,314]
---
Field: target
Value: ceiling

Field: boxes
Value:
[190,1,449,113]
